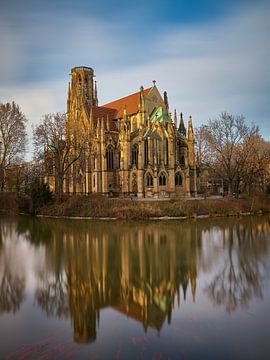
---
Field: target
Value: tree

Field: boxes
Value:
[240,139,270,194]
[197,112,260,195]
[0,102,27,191]
[33,113,88,201]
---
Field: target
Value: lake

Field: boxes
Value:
[0,215,270,359]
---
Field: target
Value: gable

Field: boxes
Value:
[144,86,165,117]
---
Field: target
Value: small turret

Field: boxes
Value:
[123,107,128,122]
[106,115,110,131]
[178,112,186,137]
[89,108,94,130]
[163,91,169,115]
[167,112,174,134]
[174,109,177,126]
[188,115,194,141]
[139,86,145,112]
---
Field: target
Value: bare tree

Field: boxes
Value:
[197,112,259,195]
[0,102,27,191]
[240,138,270,194]
[33,113,88,201]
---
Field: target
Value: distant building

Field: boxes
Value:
[47,66,197,198]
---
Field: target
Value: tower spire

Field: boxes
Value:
[163,91,169,115]
[174,109,177,126]
[106,114,110,131]
[178,112,186,137]
[139,86,145,113]
[188,115,194,141]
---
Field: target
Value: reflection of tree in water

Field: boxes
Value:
[205,217,270,313]
[0,219,26,314]
[0,272,25,314]
[35,271,68,318]
[16,217,52,245]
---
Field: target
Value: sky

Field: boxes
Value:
[0,0,269,159]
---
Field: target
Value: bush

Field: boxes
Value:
[0,193,18,214]
[19,179,52,214]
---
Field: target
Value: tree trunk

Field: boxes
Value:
[56,172,64,202]
[228,180,233,196]
[0,166,5,192]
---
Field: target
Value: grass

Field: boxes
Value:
[1,192,269,220]
[36,194,270,220]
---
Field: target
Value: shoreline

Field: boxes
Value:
[1,193,269,220]
[29,210,259,221]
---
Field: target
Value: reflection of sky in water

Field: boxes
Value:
[0,215,270,359]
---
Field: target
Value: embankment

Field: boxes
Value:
[37,194,270,220]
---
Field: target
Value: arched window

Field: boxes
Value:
[159,173,166,186]
[84,76,88,99]
[180,155,185,167]
[151,133,161,165]
[176,140,181,163]
[78,76,82,96]
[132,143,138,167]
[144,139,148,166]
[175,172,183,186]
[146,173,153,186]
[106,146,114,170]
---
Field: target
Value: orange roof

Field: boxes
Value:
[102,87,152,118]
[84,104,118,131]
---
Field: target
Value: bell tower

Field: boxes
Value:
[67,66,98,115]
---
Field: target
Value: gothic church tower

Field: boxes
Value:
[67,66,98,119]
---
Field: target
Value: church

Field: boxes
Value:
[51,66,197,198]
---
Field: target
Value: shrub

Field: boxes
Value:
[20,179,53,214]
[0,193,18,214]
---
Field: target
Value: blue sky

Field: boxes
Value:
[0,0,269,158]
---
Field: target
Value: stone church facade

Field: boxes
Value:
[49,66,197,198]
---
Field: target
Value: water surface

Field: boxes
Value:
[0,215,270,359]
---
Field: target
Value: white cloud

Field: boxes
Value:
[99,4,270,136]
[0,2,269,161]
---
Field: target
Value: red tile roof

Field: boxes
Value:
[102,87,152,118]
[83,87,152,132]
[84,104,118,131]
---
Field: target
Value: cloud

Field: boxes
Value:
[0,1,269,162]
[99,4,270,137]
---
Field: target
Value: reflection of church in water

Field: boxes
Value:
[57,224,199,343]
